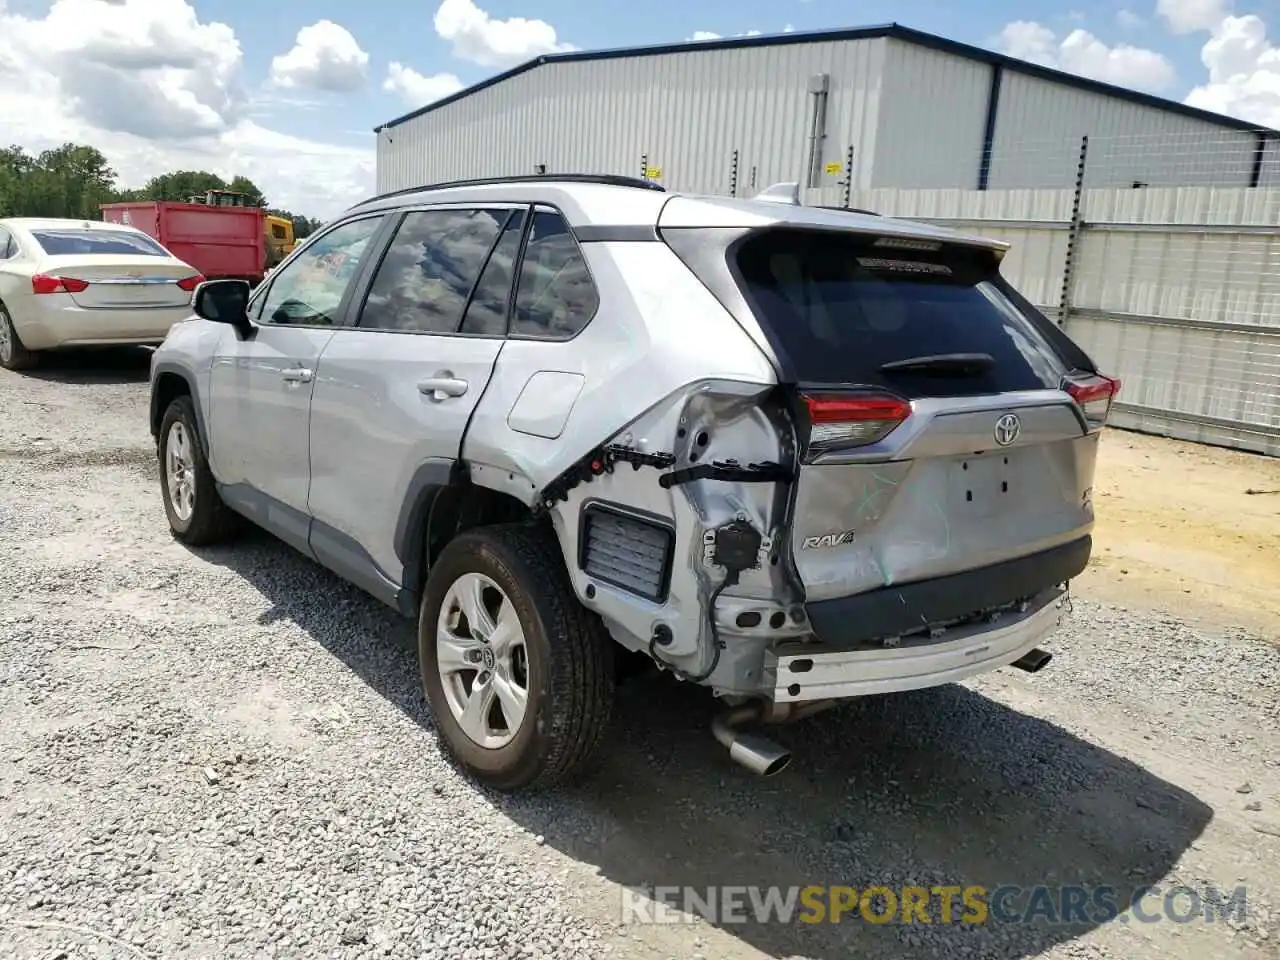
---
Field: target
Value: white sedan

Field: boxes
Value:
[0,217,204,371]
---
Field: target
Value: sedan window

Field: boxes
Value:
[28,229,169,257]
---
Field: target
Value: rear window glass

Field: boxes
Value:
[29,229,168,257]
[734,229,1068,395]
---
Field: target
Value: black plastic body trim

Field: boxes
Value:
[393,458,457,598]
[219,481,411,615]
[804,535,1091,644]
[149,361,207,444]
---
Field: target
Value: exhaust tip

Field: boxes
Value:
[728,734,793,777]
[1011,648,1053,673]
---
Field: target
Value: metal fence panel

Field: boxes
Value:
[849,133,1280,457]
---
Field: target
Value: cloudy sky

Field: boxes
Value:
[0,0,1276,219]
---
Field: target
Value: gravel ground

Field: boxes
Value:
[1,349,1277,960]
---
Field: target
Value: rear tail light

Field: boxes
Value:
[798,391,911,457]
[31,274,89,295]
[176,274,205,292]
[1064,373,1121,430]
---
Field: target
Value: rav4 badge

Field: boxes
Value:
[801,531,856,549]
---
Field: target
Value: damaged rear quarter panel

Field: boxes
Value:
[460,240,790,664]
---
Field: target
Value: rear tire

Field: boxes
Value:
[0,302,36,371]
[419,523,615,792]
[158,396,239,546]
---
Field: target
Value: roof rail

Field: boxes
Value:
[814,204,881,216]
[350,173,666,209]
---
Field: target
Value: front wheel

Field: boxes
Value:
[158,396,239,545]
[419,524,615,792]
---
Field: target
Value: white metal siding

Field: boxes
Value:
[377,39,888,199]
[990,72,1259,189]
[847,184,1280,457]
[870,40,992,190]
[1259,137,1280,187]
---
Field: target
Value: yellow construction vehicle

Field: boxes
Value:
[265,214,297,268]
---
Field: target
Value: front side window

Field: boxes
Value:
[29,228,168,257]
[257,216,383,327]
[359,208,511,334]
[510,210,598,339]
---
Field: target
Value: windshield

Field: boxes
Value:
[30,229,169,258]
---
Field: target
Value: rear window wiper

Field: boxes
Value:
[879,352,994,376]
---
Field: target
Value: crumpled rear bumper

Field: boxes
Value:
[763,585,1068,702]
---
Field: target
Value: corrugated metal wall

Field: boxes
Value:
[376,38,888,197]
[990,72,1260,188]
[846,183,1280,457]
[870,40,993,190]
[377,38,1270,199]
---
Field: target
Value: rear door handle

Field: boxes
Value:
[418,375,469,400]
[281,367,313,383]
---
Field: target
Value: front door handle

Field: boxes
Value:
[281,367,313,383]
[418,374,469,401]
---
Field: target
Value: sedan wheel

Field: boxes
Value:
[436,572,530,750]
[0,303,35,371]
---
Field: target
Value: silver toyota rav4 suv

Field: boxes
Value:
[148,174,1118,791]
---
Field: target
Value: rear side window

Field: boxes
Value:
[359,208,510,334]
[510,210,598,340]
[29,228,168,257]
[460,211,525,336]
[0,227,13,260]
[734,229,1068,396]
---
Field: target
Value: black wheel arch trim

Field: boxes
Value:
[150,361,211,447]
[394,457,463,599]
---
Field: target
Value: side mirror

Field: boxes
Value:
[192,279,253,336]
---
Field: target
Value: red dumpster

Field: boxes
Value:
[100,201,268,286]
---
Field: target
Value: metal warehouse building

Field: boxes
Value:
[374,22,1278,199]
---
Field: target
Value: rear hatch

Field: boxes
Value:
[662,216,1117,637]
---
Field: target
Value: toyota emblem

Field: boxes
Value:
[994,413,1021,446]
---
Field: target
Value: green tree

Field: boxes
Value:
[228,175,266,207]
[142,169,229,202]
[0,139,323,224]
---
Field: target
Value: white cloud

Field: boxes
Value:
[1117,9,1144,28]
[686,28,765,42]
[1158,0,1227,35]
[1184,15,1280,127]
[432,0,574,68]
[0,0,373,218]
[269,20,369,93]
[997,20,1177,92]
[383,62,465,108]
